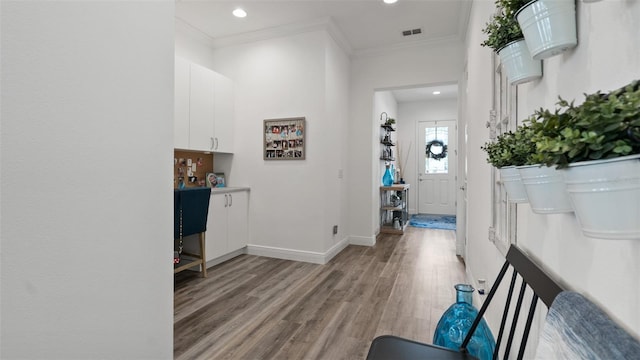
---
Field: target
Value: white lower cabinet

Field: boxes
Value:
[206,190,248,262]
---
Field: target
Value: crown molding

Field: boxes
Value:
[208,16,353,56]
[352,34,462,59]
[175,16,217,48]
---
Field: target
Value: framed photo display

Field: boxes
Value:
[263,117,305,160]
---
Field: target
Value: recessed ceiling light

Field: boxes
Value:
[383,0,398,4]
[433,91,441,95]
[232,8,247,18]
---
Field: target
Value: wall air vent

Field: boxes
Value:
[402,28,423,37]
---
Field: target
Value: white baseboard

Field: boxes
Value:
[246,236,349,265]
[348,235,376,246]
[206,248,246,268]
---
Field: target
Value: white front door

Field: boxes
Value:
[418,120,457,215]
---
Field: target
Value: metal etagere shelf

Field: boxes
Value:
[380,184,410,234]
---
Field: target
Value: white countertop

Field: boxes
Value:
[210,186,250,194]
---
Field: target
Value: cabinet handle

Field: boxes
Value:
[229,194,233,207]
[210,137,215,150]
[224,194,228,207]
[215,137,219,150]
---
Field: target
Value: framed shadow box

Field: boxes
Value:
[263,117,305,160]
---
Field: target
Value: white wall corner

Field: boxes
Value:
[324,236,351,263]
[348,235,376,247]
[175,16,216,48]
[325,17,353,58]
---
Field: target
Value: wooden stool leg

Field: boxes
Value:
[199,232,207,278]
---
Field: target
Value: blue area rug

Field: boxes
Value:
[409,214,456,230]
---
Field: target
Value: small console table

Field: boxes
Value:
[380,184,410,235]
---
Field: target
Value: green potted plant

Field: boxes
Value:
[481,0,541,85]
[514,117,574,214]
[481,129,530,203]
[531,80,640,239]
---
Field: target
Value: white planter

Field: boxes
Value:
[519,165,573,214]
[500,166,529,203]
[498,39,542,85]
[516,0,577,60]
[562,154,640,240]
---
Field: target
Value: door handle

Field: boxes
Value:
[224,194,228,207]
[215,137,219,150]
[229,194,232,207]
[210,137,215,150]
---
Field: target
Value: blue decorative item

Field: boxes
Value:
[382,163,393,186]
[433,284,496,360]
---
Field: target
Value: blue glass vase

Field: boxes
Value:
[433,284,496,360]
[382,164,393,186]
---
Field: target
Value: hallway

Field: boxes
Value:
[174,227,465,359]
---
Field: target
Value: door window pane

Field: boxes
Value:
[424,126,448,174]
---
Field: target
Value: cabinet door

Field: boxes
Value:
[174,57,190,149]
[206,193,228,261]
[189,63,215,152]
[213,72,234,153]
[227,191,248,252]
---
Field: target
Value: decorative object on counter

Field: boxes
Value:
[382,162,393,186]
[206,173,217,188]
[214,172,226,188]
[263,117,305,160]
[433,284,496,360]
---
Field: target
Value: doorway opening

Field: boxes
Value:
[373,82,464,250]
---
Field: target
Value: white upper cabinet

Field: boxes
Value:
[174,57,235,153]
[174,56,190,150]
[188,62,216,152]
[213,72,234,153]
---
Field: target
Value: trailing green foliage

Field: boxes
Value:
[482,80,640,170]
[533,80,640,168]
[500,0,531,14]
[481,0,523,51]
[481,124,536,168]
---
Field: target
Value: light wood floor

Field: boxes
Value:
[174,226,466,360]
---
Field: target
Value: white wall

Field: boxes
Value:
[464,0,640,343]
[324,35,351,254]
[1,2,174,358]
[397,99,458,214]
[209,30,350,262]
[349,44,465,244]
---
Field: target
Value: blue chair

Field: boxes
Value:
[174,187,211,277]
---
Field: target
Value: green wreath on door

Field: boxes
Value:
[426,140,448,161]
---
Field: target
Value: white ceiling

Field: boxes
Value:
[175,0,471,54]
[175,0,466,101]
[391,83,458,103]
